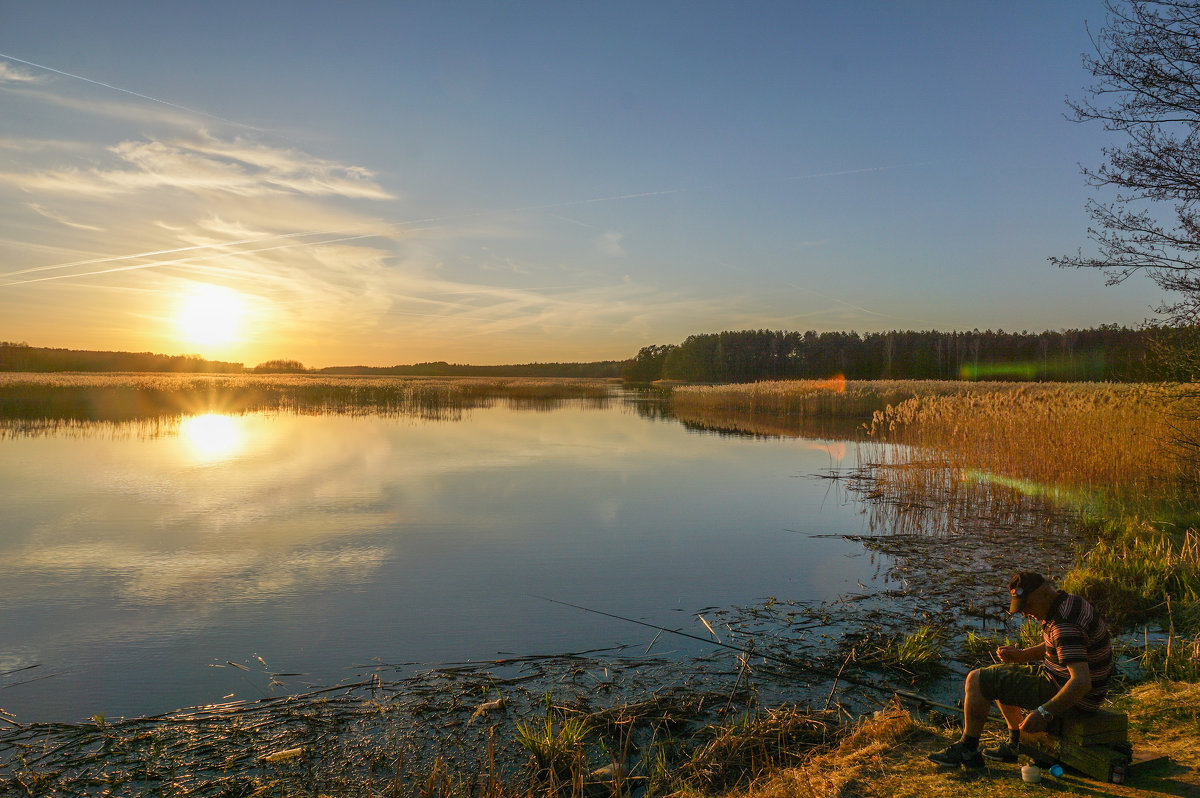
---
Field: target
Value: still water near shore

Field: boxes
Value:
[0,395,883,722]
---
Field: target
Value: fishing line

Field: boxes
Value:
[530,594,1003,720]
[529,593,896,696]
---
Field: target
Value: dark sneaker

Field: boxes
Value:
[928,741,985,768]
[982,741,1019,762]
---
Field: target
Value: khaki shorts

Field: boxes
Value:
[977,664,1059,709]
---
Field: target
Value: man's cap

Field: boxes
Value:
[1008,572,1045,613]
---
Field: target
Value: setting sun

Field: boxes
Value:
[175,284,246,346]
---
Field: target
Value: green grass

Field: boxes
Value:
[1062,515,1200,633]
[960,621,1042,664]
[514,713,590,781]
[891,626,946,672]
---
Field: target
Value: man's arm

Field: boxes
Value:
[1042,661,1092,715]
[996,643,1046,663]
[1019,661,1092,734]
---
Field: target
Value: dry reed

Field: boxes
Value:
[0,373,613,437]
[668,379,977,425]
[864,382,1195,511]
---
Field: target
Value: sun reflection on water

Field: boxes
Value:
[179,413,243,462]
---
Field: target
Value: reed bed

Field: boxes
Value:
[864,382,1195,511]
[669,379,1194,510]
[668,378,977,427]
[820,379,1200,633]
[0,373,613,436]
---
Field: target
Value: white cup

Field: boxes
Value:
[1021,764,1041,783]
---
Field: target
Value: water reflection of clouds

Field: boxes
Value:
[803,440,846,463]
[3,405,866,650]
[0,402,882,719]
[7,543,389,604]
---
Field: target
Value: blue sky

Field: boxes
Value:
[0,1,1168,366]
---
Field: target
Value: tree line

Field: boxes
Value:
[622,326,1182,383]
[316,360,624,378]
[0,343,244,373]
[4,326,1188,382]
[0,343,623,378]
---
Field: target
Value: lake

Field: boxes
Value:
[0,387,883,723]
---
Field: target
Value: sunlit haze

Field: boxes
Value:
[0,2,1168,368]
[175,284,247,348]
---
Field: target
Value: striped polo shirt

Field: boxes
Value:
[1042,591,1113,711]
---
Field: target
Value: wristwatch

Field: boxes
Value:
[1035,705,1054,720]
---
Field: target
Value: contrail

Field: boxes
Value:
[0,228,367,279]
[0,161,924,285]
[0,52,263,131]
[0,234,379,287]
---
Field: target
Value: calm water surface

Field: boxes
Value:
[0,399,881,722]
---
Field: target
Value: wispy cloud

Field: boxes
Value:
[0,52,260,130]
[0,137,91,153]
[0,60,41,84]
[27,203,106,232]
[0,123,738,362]
[3,84,203,127]
[597,230,626,258]
[1,133,394,199]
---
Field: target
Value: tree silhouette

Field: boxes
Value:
[1053,1,1200,326]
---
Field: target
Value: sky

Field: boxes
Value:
[0,1,1171,367]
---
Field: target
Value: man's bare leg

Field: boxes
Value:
[963,669,991,738]
[997,702,1023,734]
[929,670,990,767]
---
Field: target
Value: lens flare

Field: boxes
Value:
[814,374,846,393]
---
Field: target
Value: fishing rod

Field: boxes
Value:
[530,594,897,697]
[530,594,998,720]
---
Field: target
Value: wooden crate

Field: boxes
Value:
[1020,709,1131,782]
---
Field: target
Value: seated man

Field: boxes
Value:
[929,572,1113,768]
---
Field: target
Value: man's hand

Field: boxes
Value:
[1019,709,1050,735]
[996,646,1022,663]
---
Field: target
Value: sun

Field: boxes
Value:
[175,284,246,346]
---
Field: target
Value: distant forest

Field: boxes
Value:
[2,324,1190,382]
[0,343,244,373]
[315,361,624,378]
[622,326,1184,382]
[0,343,623,378]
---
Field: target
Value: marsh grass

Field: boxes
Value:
[1138,632,1200,682]
[864,382,1196,513]
[666,706,840,793]
[848,626,948,680]
[960,621,1043,665]
[668,379,974,427]
[0,373,613,436]
[514,710,590,784]
[668,379,1196,516]
[1062,525,1200,630]
[829,379,1200,634]
[888,626,946,674]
